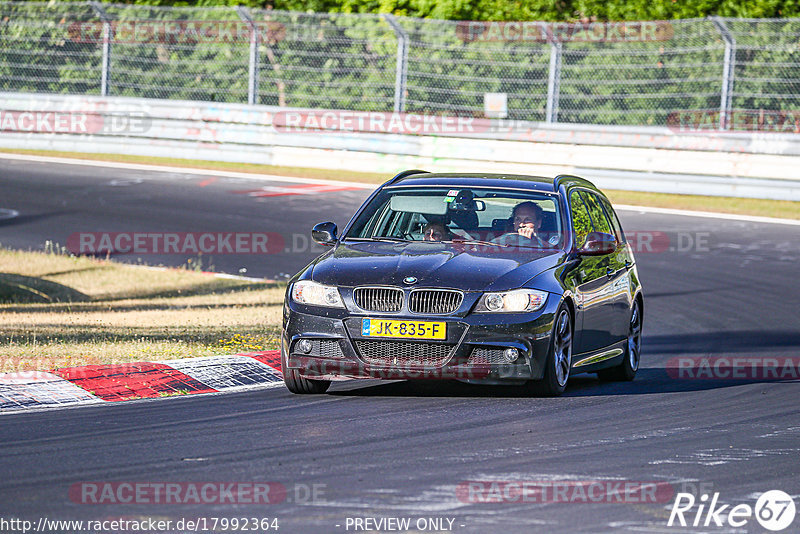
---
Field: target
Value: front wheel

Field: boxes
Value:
[281,346,331,394]
[529,304,573,396]
[598,299,642,382]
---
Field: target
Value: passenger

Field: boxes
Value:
[422,222,454,242]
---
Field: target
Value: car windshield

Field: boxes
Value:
[344,187,563,249]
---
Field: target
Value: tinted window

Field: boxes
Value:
[583,192,613,235]
[598,195,626,242]
[570,191,592,248]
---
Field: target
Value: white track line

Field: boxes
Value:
[0,208,20,220]
[0,152,374,189]
[615,204,800,226]
[134,264,269,283]
[1,152,797,226]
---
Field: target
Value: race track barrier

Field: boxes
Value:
[1,92,799,200]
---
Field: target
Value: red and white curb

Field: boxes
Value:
[0,351,283,414]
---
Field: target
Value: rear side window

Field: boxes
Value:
[582,192,613,235]
[597,195,626,242]
[570,191,592,248]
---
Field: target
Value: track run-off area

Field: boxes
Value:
[1,155,799,533]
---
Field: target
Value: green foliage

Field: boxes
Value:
[1,1,798,126]
[92,0,800,20]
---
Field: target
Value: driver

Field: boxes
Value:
[510,201,543,241]
[489,201,544,246]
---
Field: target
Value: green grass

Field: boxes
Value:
[2,148,797,220]
[0,247,285,373]
[603,190,799,220]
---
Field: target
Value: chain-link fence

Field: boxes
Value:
[1,1,799,128]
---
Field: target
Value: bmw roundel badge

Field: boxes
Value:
[403,276,418,285]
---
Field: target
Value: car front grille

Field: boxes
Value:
[315,339,345,359]
[409,289,463,314]
[354,287,403,312]
[355,340,455,367]
[467,347,507,365]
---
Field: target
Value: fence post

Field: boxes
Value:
[545,41,562,123]
[236,6,260,106]
[711,16,736,130]
[383,14,408,113]
[89,1,112,96]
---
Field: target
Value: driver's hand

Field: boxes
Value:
[518,226,537,239]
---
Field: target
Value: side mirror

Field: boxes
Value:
[312,222,338,246]
[579,232,617,256]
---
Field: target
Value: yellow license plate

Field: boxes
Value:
[361,318,446,340]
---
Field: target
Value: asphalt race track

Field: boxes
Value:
[0,157,373,279]
[1,158,799,533]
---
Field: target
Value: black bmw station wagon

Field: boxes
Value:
[281,171,643,396]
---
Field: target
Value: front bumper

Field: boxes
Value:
[281,296,560,383]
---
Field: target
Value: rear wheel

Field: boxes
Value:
[530,304,573,396]
[282,346,331,394]
[598,299,642,382]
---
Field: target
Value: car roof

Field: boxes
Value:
[386,172,596,194]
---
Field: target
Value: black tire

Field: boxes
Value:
[282,346,331,394]
[597,299,642,382]
[529,303,573,397]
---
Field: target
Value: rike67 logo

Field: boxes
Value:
[668,490,796,531]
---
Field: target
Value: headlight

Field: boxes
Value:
[291,280,344,308]
[475,289,548,313]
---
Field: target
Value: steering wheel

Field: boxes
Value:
[492,232,546,247]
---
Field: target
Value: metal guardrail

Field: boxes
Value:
[1,92,798,201]
[1,2,800,129]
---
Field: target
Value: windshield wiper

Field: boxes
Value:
[444,239,506,247]
[448,239,539,249]
[346,236,409,243]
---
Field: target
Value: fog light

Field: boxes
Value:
[298,339,313,354]
[503,347,519,363]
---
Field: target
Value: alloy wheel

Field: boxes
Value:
[553,309,572,387]
[628,302,642,372]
